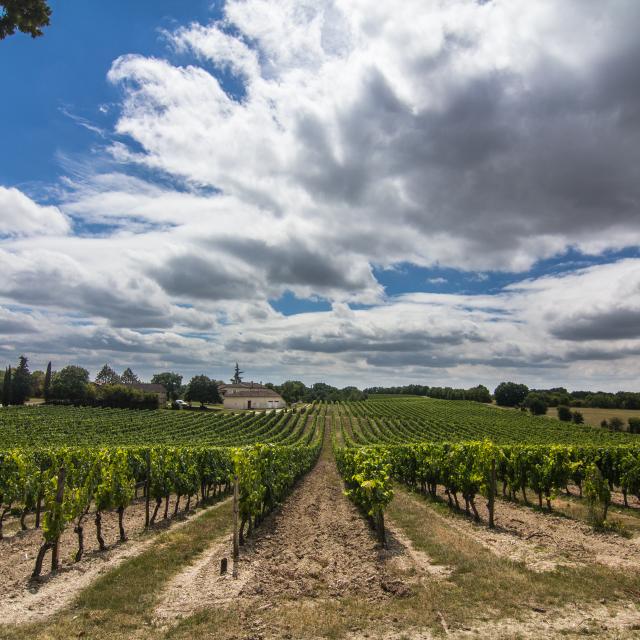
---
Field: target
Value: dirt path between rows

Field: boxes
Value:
[408,485,640,572]
[0,496,230,625]
[346,602,640,640]
[154,423,447,634]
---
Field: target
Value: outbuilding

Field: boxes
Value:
[219,382,285,410]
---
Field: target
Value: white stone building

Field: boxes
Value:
[219,382,286,410]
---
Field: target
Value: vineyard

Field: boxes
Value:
[2,397,640,638]
[333,396,640,538]
[0,404,314,447]
[0,404,322,579]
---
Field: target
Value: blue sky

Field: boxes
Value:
[1,0,639,390]
[2,0,634,311]
[0,1,221,187]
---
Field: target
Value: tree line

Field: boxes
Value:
[0,357,222,409]
[362,382,640,411]
[494,382,640,412]
[364,384,492,403]
[0,359,368,410]
[263,380,367,404]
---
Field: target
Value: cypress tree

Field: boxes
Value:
[43,361,52,401]
[2,367,12,406]
[12,355,31,405]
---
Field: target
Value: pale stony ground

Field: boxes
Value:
[0,496,229,625]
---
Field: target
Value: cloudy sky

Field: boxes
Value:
[1,0,640,390]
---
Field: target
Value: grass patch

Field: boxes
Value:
[551,493,640,535]
[0,498,232,640]
[164,487,640,640]
[385,488,640,628]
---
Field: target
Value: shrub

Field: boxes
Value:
[601,419,609,429]
[94,384,159,410]
[525,394,548,416]
[609,417,624,432]
[557,406,572,422]
[628,417,640,434]
[572,411,584,424]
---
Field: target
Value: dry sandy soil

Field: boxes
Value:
[0,494,226,624]
[346,602,640,639]
[419,485,640,572]
[3,426,640,638]
[153,437,640,638]
[153,432,449,635]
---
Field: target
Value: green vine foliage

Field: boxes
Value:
[335,446,394,518]
[333,395,640,530]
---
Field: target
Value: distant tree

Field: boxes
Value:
[557,406,572,422]
[95,364,121,385]
[120,368,140,385]
[50,365,89,402]
[364,383,491,403]
[185,375,222,406]
[30,370,45,397]
[0,0,51,40]
[571,411,584,425]
[11,355,31,405]
[339,386,367,401]
[609,417,624,432]
[467,384,492,403]
[278,380,307,404]
[628,418,640,434]
[151,372,183,401]
[524,393,548,416]
[231,362,243,385]
[494,382,529,407]
[43,361,52,401]
[2,366,11,406]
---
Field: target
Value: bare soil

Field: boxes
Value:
[154,429,448,634]
[347,602,640,639]
[423,485,640,571]
[0,494,226,624]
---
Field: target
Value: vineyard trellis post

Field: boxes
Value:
[232,473,239,578]
[51,465,66,571]
[144,450,151,528]
[488,457,496,529]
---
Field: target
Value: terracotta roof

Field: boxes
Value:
[223,388,283,399]
[219,382,265,390]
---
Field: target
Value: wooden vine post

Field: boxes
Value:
[144,450,151,528]
[232,473,239,578]
[488,457,496,529]
[51,465,66,571]
[376,509,386,547]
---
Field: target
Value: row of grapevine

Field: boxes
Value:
[332,399,640,537]
[334,444,394,543]
[338,397,640,445]
[0,404,311,448]
[0,406,322,579]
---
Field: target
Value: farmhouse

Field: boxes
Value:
[219,382,286,410]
